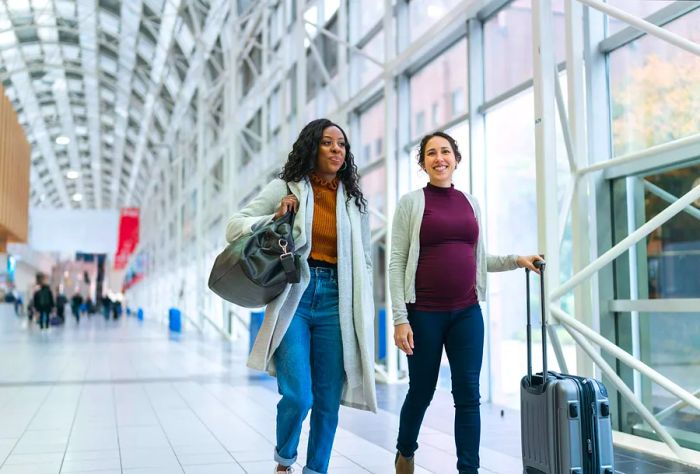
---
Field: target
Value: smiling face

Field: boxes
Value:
[422,135,457,187]
[315,126,346,180]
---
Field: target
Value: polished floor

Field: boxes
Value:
[0,304,697,474]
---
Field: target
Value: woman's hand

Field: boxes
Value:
[274,194,299,219]
[394,323,414,355]
[516,255,545,274]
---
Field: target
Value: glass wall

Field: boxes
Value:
[606,1,676,35]
[483,0,566,101]
[612,161,700,448]
[408,0,463,41]
[608,9,700,156]
[409,38,468,141]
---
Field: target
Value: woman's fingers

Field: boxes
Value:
[528,255,544,274]
[276,195,298,218]
[394,325,414,355]
[519,255,544,274]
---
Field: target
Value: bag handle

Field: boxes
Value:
[526,259,547,385]
[278,182,298,283]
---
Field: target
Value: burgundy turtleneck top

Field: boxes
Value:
[412,182,479,311]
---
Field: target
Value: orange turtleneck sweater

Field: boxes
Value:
[309,173,338,264]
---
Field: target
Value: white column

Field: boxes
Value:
[295,0,307,125]
[382,0,399,382]
[583,1,614,385]
[467,17,492,399]
[196,86,207,332]
[566,0,594,377]
[532,0,560,325]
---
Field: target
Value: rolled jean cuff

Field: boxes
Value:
[302,467,324,474]
[274,447,296,466]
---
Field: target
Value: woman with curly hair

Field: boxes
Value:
[226,118,376,474]
[390,131,542,474]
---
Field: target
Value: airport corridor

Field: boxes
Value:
[0,306,696,474]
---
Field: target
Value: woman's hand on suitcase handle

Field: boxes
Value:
[517,255,545,274]
[394,323,414,355]
[274,195,299,219]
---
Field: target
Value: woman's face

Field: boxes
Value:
[422,135,457,186]
[315,126,346,178]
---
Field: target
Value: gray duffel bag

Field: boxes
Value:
[208,210,300,308]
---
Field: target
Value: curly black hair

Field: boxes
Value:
[279,118,367,212]
[417,131,462,169]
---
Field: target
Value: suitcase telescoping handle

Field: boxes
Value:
[526,259,546,385]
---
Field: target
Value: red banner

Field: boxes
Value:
[114,208,139,270]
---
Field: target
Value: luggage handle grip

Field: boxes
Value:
[526,258,546,386]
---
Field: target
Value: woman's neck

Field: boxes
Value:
[428,178,452,188]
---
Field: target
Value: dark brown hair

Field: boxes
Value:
[417,131,462,169]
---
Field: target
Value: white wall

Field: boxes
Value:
[29,208,119,254]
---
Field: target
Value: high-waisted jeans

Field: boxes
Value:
[273,267,344,474]
[397,304,484,474]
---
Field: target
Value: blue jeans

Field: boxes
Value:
[397,304,484,474]
[274,267,344,474]
[39,311,50,329]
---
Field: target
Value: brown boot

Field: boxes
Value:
[395,452,414,474]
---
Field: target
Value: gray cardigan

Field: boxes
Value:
[389,188,519,325]
[225,178,377,412]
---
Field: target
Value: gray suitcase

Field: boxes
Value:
[520,261,615,474]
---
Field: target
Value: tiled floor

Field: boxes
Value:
[0,304,697,474]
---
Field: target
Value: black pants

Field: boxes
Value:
[397,304,484,474]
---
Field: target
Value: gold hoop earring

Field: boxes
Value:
[339,161,347,172]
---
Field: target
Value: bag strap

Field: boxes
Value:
[278,182,297,283]
[285,183,296,227]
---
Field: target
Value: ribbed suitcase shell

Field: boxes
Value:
[521,373,615,473]
[520,262,615,474]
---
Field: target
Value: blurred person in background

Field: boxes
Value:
[71,292,83,324]
[55,288,68,323]
[33,274,54,330]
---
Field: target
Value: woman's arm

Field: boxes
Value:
[487,254,543,272]
[486,253,520,272]
[388,199,411,326]
[225,180,286,243]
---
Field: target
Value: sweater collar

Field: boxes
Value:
[425,182,454,192]
[310,172,339,190]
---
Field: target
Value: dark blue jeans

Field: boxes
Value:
[273,267,344,474]
[397,304,484,474]
[39,311,50,329]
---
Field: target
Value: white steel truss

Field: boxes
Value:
[0,0,220,209]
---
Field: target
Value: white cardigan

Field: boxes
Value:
[225,177,377,412]
[388,188,519,325]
